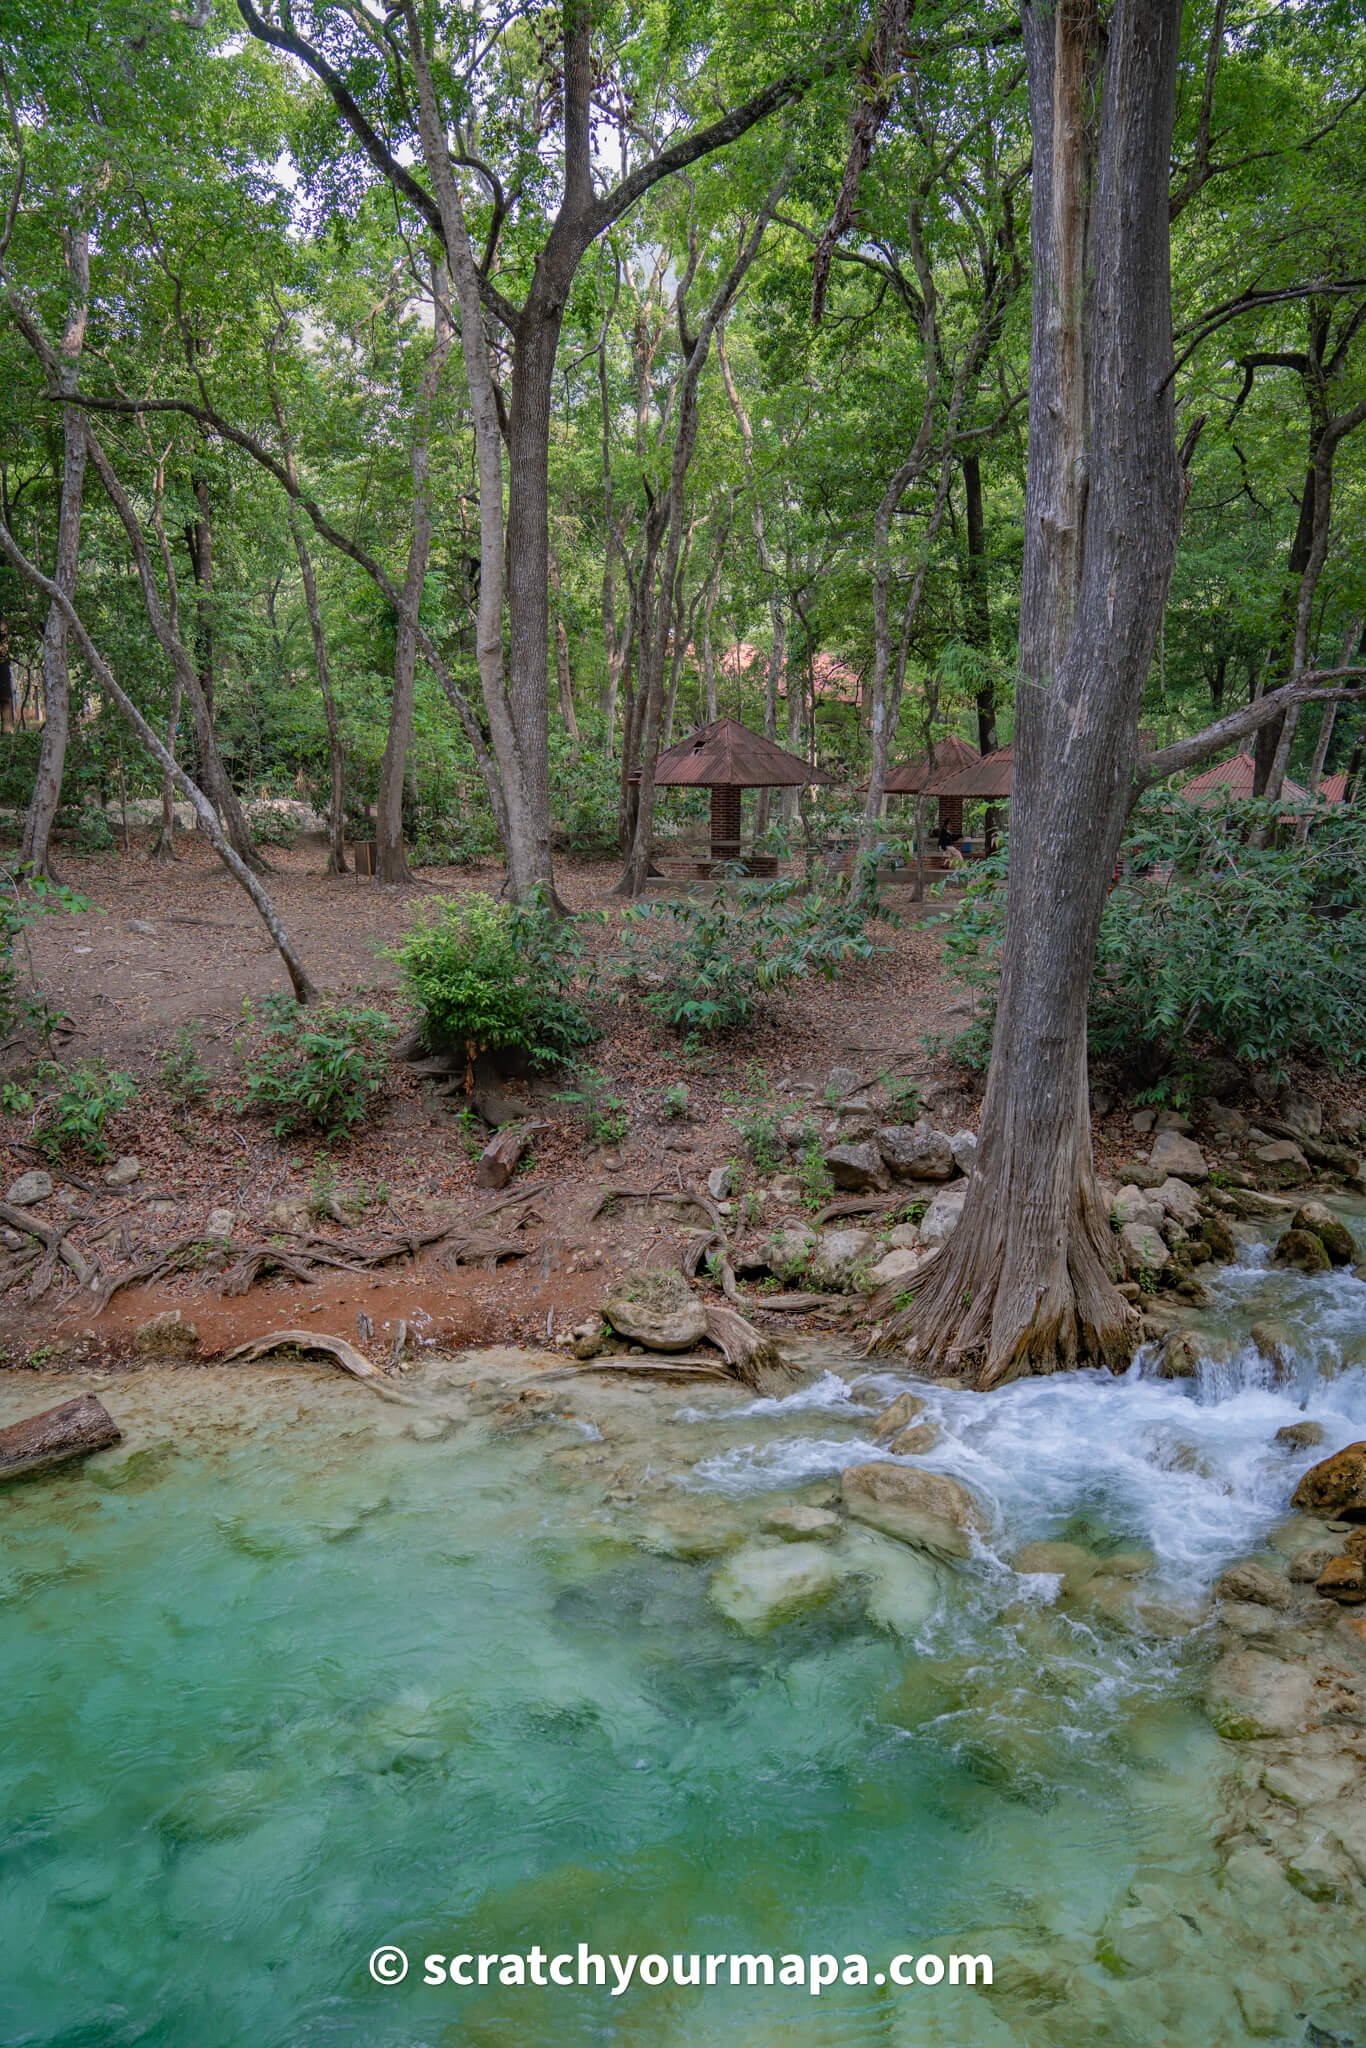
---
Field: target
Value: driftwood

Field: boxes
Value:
[539,1354,735,1383]
[0,1394,121,1482]
[219,1329,381,1380]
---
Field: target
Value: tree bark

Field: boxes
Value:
[902,0,1184,1387]
[21,227,89,880]
[0,1395,121,1483]
[288,509,347,874]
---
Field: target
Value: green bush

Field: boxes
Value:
[32,1059,137,1161]
[617,872,888,1036]
[391,890,597,1069]
[161,1024,213,1107]
[234,996,392,1140]
[943,796,1366,1083]
[554,1065,629,1147]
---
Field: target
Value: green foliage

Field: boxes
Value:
[796,1122,834,1211]
[879,1071,924,1121]
[391,889,597,1069]
[945,800,1366,1084]
[554,1065,629,1147]
[618,874,888,1036]
[730,1077,785,1174]
[32,1059,137,1161]
[234,995,392,1140]
[661,1081,691,1119]
[161,1025,213,1107]
[1,875,88,1037]
[250,807,300,849]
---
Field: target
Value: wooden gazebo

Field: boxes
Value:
[651,718,834,875]
[879,733,982,836]
[1179,751,1309,806]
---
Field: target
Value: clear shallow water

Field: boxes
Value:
[1,1233,1364,2048]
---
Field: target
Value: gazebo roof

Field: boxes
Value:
[1180,752,1309,806]
[1318,771,1350,804]
[881,734,981,794]
[652,718,835,789]
[925,742,1015,800]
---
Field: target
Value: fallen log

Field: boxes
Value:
[475,1121,547,1190]
[219,1329,381,1381]
[746,1290,847,1313]
[0,1394,121,1483]
[702,1303,790,1388]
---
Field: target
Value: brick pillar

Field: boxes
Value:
[710,783,742,861]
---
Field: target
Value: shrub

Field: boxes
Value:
[161,1024,213,1107]
[943,796,1366,1083]
[554,1065,629,1147]
[32,1059,137,1161]
[617,872,888,1036]
[391,889,597,1069]
[1,874,87,1037]
[234,996,392,1140]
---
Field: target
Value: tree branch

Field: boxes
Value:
[1134,669,1366,792]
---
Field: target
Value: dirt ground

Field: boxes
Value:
[1,833,977,1367]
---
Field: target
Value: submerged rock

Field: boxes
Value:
[1204,1651,1316,1739]
[1213,1561,1293,1610]
[1273,1228,1332,1276]
[1292,1441,1366,1521]
[840,1460,987,1559]
[871,1391,926,1442]
[708,1541,840,1632]
[1013,1540,1100,1590]
[1290,1202,1357,1267]
[1275,1420,1326,1450]
[762,1504,841,1542]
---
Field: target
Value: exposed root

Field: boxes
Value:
[702,1303,789,1389]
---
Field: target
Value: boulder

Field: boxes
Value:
[603,1270,707,1353]
[1119,1162,1165,1189]
[1155,1177,1202,1228]
[1288,1544,1341,1583]
[706,1164,735,1201]
[0,1394,121,1483]
[876,1122,955,1182]
[762,1223,818,1280]
[708,1541,840,1632]
[1206,1103,1248,1138]
[871,1391,926,1442]
[1213,1561,1293,1610]
[569,1317,604,1360]
[266,1195,312,1233]
[1147,1130,1208,1182]
[1292,1441,1366,1521]
[825,1064,861,1100]
[133,1309,198,1356]
[889,1422,940,1455]
[103,1156,141,1188]
[861,1246,928,1293]
[1275,1420,1326,1450]
[840,1460,987,1558]
[822,1141,889,1193]
[5,1170,53,1206]
[1196,1214,1239,1263]
[1280,1090,1323,1139]
[1204,1651,1316,1739]
[1252,1139,1309,1179]
[948,1130,978,1175]
[1289,1202,1357,1267]
[1273,1228,1331,1276]
[1154,1328,1234,1378]
[885,1223,921,1250]
[1014,1539,1100,1588]
[204,1207,235,1242]
[808,1228,875,1288]
[1113,1184,1165,1230]
[762,1504,841,1542]
[1119,1220,1169,1279]
[1314,1556,1366,1605]
[1130,1108,1157,1134]
[918,1185,967,1247]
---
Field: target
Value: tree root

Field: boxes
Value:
[702,1303,790,1389]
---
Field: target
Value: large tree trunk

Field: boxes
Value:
[21,228,89,880]
[288,510,347,874]
[903,0,1184,1388]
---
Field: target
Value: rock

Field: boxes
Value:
[889,1422,940,1455]
[0,1394,122,1483]
[569,1318,603,1360]
[1112,1184,1165,1229]
[706,1164,735,1201]
[103,1156,141,1188]
[871,1391,926,1441]
[1293,1441,1366,1521]
[1154,1109,1193,1133]
[1130,1108,1157,1134]
[1119,1219,1169,1279]
[603,1271,707,1353]
[918,1185,967,1247]
[762,1504,841,1542]
[1147,1130,1208,1182]
[1154,1177,1202,1228]
[1253,1138,1309,1178]
[1273,1228,1331,1275]
[1213,1561,1293,1609]
[1118,1162,1165,1188]
[1280,1090,1323,1139]
[204,1207,235,1241]
[822,1141,889,1193]
[1154,1328,1233,1378]
[708,1541,840,1632]
[127,917,157,936]
[762,1223,818,1280]
[1206,1103,1248,1138]
[808,1228,875,1288]
[1289,1202,1357,1266]
[1288,1544,1341,1583]
[5,1170,53,1206]
[1204,1651,1316,1739]
[132,1309,198,1356]
[876,1122,955,1182]
[1095,1549,1156,1578]
[1014,1540,1100,1588]
[266,1195,312,1232]
[1196,1214,1239,1263]
[826,1064,861,1100]
[948,1130,978,1175]
[1315,1556,1366,1605]
[1275,1420,1326,1450]
[1249,1322,1297,1381]
[1090,1085,1116,1116]
[840,1460,987,1559]
[885,1223,921,1250]
[843,1529,945,1636]
[862,1246,928,1293]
